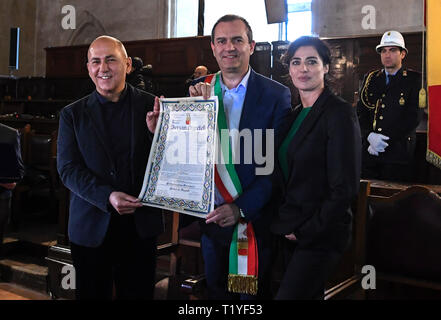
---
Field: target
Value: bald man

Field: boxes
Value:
[57,36,163,299]
[193,65,208,79]
[184,65,209,95]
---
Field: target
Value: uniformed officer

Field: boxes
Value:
[357,30,422,182]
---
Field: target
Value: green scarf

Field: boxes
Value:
[278,107,311,180]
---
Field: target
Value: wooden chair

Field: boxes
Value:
[174,215,205,297]
[18,124,31,163]
[156,211,180,276]
[324,180,370,299]
[155,212,206,299]
[12,129,59,225]
[26,129,59,200]
[10,124,31,229]
[325,180,441,299]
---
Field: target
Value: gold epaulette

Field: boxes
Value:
[360,69,382,109]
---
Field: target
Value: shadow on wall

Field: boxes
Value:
[67,10,107,46]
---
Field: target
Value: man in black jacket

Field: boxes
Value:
[57,36,163,299]
[127,56,146,91]
[0,123,25,256]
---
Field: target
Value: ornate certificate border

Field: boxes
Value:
[138,97,217,218]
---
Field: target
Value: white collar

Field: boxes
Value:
[220,67,251,92]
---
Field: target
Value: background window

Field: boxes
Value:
[286,0,312,41]
[174,0,199,38]
[173,0,312,42]
[204,0,280,42]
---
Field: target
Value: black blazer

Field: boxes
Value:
[357,68,422,164]
[189,69,292,242]
[0,123,25,196]
[57,84,163,247]
[271,88,362,252]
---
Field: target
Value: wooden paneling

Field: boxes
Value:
[325,39,355,103]
[45,36,219,97]
[44,33,423,101]
[45,47,89,78]
[41,33,425,124]
[45,36,219,79]
[324,32,423,104]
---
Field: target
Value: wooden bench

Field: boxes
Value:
[325,180,441,299]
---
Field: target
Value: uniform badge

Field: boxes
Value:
[403,70,407,77]
[399,97,405,106]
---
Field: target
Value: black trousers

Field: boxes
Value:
[275,238,341,300]
[362,158,413,183]
[70,213,157,300]
[0,195,12,256]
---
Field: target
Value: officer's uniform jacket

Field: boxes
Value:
[357,67,422,164]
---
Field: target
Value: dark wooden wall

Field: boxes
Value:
[43,32,424,104]
[266,32,423,106]
[0,32,426,135]
[45,36,219,98]
[325,32,423,105]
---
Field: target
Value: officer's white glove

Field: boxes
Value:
[367,132,390,153]
[367,145,379,156]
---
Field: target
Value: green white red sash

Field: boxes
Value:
[204,72,242,202]
[204,72,258,295]
[227,219,258,295]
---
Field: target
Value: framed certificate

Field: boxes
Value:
[138,96,218,218]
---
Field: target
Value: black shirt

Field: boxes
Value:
[95,86,133,194]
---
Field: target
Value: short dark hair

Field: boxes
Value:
[281,36,331,67]
[211,14,253,44]
[131,57,144,71]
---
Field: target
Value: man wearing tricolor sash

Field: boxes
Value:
[185,15,291,299]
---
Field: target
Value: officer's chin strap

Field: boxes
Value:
[419,0,427,109]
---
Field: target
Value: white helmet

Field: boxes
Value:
[376,30,408,54]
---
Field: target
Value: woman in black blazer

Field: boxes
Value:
[271,36,362,299]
